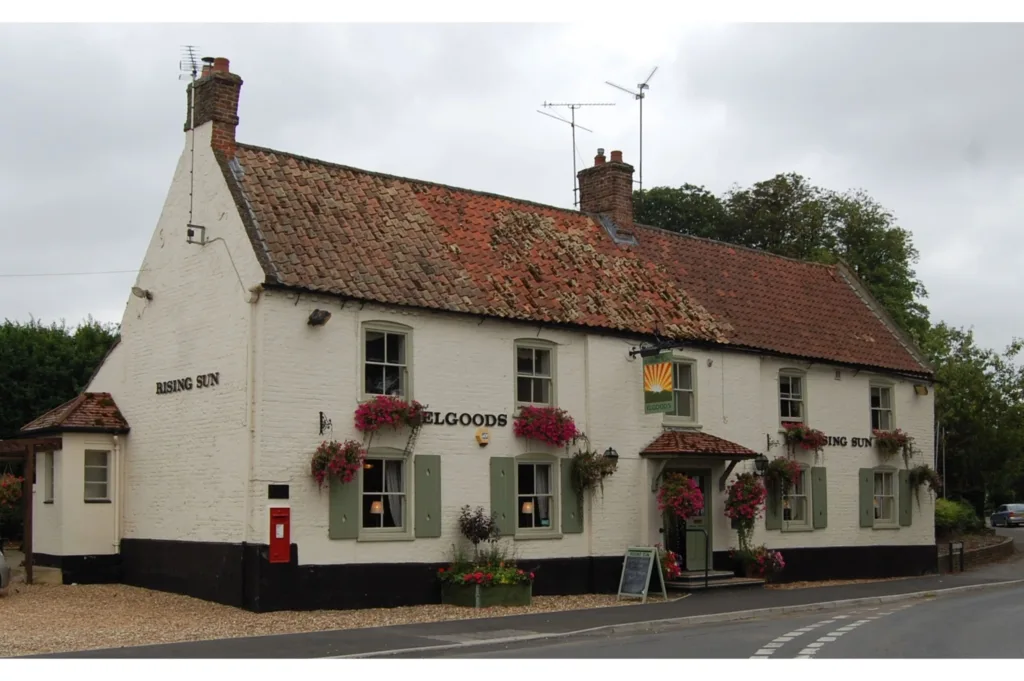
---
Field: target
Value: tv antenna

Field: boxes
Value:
[179,45,201,82]
[178,45,208,245]
[606,66,658,195]
[537,101,615,207]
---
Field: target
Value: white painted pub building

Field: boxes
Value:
[12,57,937,610]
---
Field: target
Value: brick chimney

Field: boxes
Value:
[577,148,635,228]
[184,57,243,157]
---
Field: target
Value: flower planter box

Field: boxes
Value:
[441,582,532,608]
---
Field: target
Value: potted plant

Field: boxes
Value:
[733,545,786,580]
[762,456,801,494]
[908,464,941,508]
[513,406,579,448]
[724,473,768,554]
[782,422,828,459]
[569,439,618,514]
[354,395,427,433]
[310,439,365,489]
[874,429,916,468]
[657,472,705,521]
[438,522,535,608]
[656,543,683,582]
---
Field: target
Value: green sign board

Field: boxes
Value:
[616,546,668,604]
[643,352,674,414]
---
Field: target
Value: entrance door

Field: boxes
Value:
[683,472,711,572]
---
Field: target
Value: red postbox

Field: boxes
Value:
[269,507,290,564]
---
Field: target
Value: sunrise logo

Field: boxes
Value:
[644,361,672,393]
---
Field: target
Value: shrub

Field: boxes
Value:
[935,497,982,535]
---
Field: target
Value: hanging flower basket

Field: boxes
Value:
[354,395,426,434]
[874,429,915,468]
[310,439,365,489]
[763,456,801,493]
[569,441,618,512]
[782,422,828,457]
[513,406,579,448]
[0,473,24,509]
[907,464,941,508]
[657,472,704,521]
[724,472,767,552]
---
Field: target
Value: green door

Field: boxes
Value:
[684,472,712,572]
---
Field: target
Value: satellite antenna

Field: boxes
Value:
[605,66,658,195]
[537,101,615,207]
[178,45,208,245]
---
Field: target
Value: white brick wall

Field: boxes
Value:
[88,123,265,545]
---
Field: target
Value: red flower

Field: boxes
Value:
[529,572,535,580]
[513,406,579,447]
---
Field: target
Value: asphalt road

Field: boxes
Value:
[424,582,1024,658]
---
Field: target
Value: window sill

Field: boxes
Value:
[514,531,563,541]
[43,500,54,505]
[781,524,813,533]
[84,499,112,504]
[357,532,415,543]
[663,419,702,430]
[872,523,900,531]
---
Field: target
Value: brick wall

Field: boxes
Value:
[937,536,1014,573]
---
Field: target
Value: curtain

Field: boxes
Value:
[385,461,404,527]
[536,465,550,525]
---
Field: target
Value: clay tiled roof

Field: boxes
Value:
[0,438,61,454]
[20,393,129,435]
[641,431,759,458]
[221,144,931,377]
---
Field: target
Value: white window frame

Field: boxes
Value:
[782,463,812,531]
[779,370,807,426]
[873,468,898,528]
[357,447,413,542]
[514,339,557,407]
[361,321,413,401]
[44,451,55,503]
[870,383,895,432]
[84,450,110,502]
[664,357,698,426]
[515,454,560,538]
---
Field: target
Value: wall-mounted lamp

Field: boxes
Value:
[308,309,332,326]
[370,500,384,514]
[754,453,769,474]
[131,286,153,301]
[603,447,618,460]
[521,500,534,515]
[913,384,929,396]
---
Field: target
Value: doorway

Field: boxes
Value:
[663,468,712,572]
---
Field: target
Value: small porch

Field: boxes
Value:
[641,429,766,591]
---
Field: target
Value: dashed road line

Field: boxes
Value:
[753,604,919,659]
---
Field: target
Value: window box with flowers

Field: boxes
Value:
[782,422,828,460]
[513,405,579,448]
[354,395,427,434]
[874,428,916,468]
[437,506,536,608]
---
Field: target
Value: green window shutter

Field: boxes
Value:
[765,480,781,530]
[414,455,442,538]
[328,475,360,540]
[490,457,516,536]
[859,468,875,528]
[811,467,828,529]
[560,458,583,534]
[899,469,912,527]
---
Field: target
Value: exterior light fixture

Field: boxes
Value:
[603,447,619,460]
[754,453,769,474]
[521,500,534,514]
[131,286,153,301]
[308,309,332,326]
[370,500,384,514]
[914,384,929,396]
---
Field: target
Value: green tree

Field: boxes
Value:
[0,317,119,439]
[633,184,728,241]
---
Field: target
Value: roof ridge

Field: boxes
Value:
[234,142,593,222]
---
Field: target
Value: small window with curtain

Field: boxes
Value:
[782,465,810,528]
[361,457,406,530]
[874,470,896,524]
[517,461,554,530]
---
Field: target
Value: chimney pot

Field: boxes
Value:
[577,145,635,229]
[610,150,623,163]
[212,57,230,73]
[594,148,606,165]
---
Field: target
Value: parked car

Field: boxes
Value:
[990,504,1024,527]
[0,542,9,592]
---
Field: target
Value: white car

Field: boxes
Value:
[0,544,10,592]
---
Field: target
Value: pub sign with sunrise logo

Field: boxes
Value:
[643,352,674,414]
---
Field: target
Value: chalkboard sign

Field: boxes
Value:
[616,546,668,603]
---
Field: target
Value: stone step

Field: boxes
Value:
[667,576,765,591]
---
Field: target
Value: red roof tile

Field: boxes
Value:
[21,393,129,435]
[220,145,931,376]
[641,431,758,458]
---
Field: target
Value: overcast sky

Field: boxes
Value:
[1,23,1021,355]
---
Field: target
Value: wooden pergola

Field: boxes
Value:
[0,436,60,584]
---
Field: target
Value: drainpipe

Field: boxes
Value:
[583,336,594,568]
[241,284,262,608]
[112,434,121,553]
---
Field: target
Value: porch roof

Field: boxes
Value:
[640,430,759,458]
[19,392,129,436]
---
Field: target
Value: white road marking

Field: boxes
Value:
[753,601,920,658]
[799,648,819,655]
[819,636,838,641]
[756,649,775,655]
[763,642,785,649]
